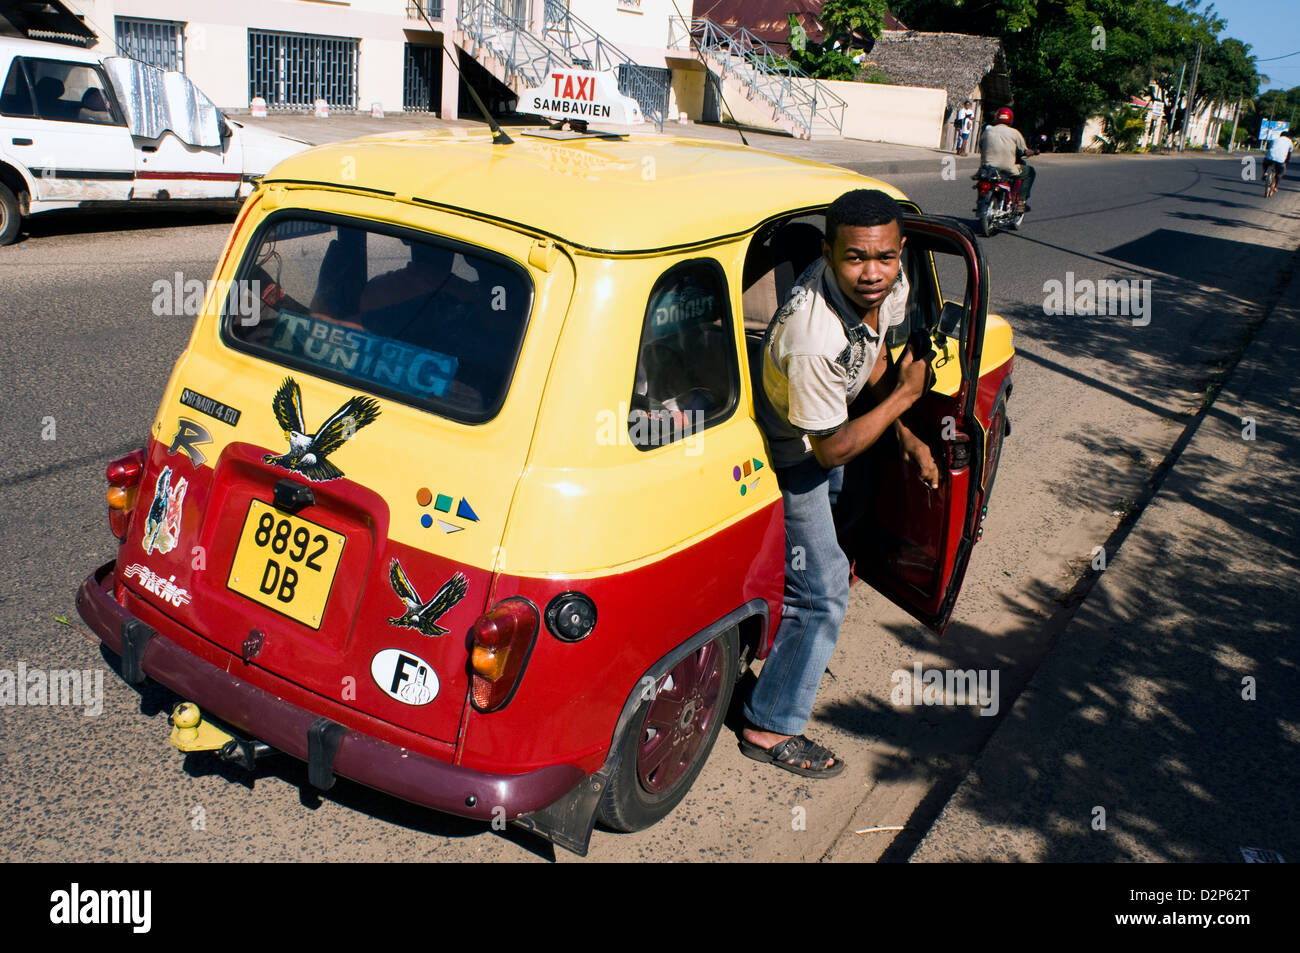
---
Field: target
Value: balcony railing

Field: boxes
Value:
[407,2,445,21]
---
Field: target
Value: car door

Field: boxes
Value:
[1,55,135,202]
[833,213,990,634]
[102,58,242,200]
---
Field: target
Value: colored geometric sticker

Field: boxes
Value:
[456,498,479,522]
[420,514,433,528]
[437,520,463,534]
[434,493,453,513]
[739,483,748,496]
[416,487,432,507]
[733,465,742,481]
[752,458,764,471]
[743,460,752,477]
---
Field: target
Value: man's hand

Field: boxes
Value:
[895,348,929,405]
[898,427,940,489]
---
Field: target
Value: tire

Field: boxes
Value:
[982,396,1008,507]
[597,627,739,832]
[978,197,995,237]
[0,183,21,246]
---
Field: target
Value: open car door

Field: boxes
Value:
[833,213,993,634]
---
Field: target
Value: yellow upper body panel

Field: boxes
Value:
[158,131,1009,577]
[262,128,903,254]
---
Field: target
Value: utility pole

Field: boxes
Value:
[1167,61,1186,148]
[1180,40,1203,151]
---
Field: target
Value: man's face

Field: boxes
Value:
[823,222,906,315]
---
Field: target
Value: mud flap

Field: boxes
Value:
[512,770,609,857]
[307,717,346,790]
[120,618,155,685]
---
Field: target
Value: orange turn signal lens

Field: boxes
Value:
[471,644,509,681]
[107,486,137,510]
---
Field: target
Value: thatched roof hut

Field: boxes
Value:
[861,31,1009,116]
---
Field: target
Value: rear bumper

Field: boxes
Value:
[76,562,584,822]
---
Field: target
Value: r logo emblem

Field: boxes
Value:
[169,418,213,466]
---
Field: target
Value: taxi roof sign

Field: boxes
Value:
[519,69,644,126]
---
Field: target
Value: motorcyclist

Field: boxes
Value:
[980,107,1036,212]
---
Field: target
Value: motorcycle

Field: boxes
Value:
[972,163,1031,237]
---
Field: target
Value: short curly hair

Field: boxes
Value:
[825,189,904,245]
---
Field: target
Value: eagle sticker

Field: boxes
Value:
[262,376,381,481]
[387,560,468,637]
[142,466,188,555]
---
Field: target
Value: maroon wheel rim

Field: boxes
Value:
[636,641,725,795]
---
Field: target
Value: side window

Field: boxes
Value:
[24,59,120,125]
[0,60,35,118]
[628,259,738,449]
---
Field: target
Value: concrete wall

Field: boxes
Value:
[568,0,691,68]
[817,78,946,148]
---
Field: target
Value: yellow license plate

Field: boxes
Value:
[226,499,346,630]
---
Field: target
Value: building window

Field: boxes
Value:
[115,17,184,73]
[248,29,359,111]
[406,2,445,18]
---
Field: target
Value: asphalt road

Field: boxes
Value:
[1,149,1296,862]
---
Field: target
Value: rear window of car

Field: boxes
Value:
[224,213,534,424]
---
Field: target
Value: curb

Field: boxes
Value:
[907,238,1300,861]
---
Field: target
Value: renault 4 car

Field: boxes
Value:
[76,125,1013,856]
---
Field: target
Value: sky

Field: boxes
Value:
[1202,0,1300,92]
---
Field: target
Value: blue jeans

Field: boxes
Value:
[744,458,850,735]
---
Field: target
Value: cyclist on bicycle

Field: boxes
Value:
[1264,129,1292,192]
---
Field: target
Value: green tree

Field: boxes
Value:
[787,0,891,81]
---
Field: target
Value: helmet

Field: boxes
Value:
[995,107,1014,124]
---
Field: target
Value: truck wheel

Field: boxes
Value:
[597,627,738,832]
[0,183,21,246]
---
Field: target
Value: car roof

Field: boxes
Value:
[0,36,105,66]
[261,129,908,254]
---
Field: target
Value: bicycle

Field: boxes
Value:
[1265,163,1279,197]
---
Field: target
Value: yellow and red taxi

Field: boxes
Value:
[76,126,1013,855]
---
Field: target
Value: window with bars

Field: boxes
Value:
[248,29,359,111]
[115,17,184,73]
[403,44,441,113]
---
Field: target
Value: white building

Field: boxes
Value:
[53,1,692,119]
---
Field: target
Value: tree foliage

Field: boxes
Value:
[787,0,891,81]
[888,0,1262,147]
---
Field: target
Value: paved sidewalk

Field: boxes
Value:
[910,247,1300,863]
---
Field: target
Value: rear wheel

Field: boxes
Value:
[982,396,1008,507]
[978,196,995,237]
[0,183,21,246]
[597,628,738,832]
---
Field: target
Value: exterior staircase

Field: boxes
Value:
[668,17,847,140]
[455,0,666,128]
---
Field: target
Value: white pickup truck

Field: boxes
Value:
[0,35,309,244]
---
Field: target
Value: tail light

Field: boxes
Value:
[977,180,993,193]
[106,449,146,542]
[469,597,539,712]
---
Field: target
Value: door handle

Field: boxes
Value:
[11,138,33,146]
[140,145,157,153]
